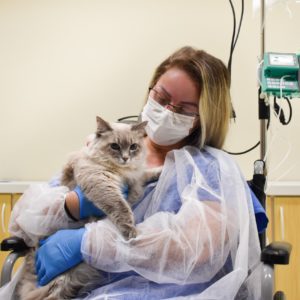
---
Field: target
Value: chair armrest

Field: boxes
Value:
[0,237,30,288]
[261,241,292,265]
[1,236,30,252]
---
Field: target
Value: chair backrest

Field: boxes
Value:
[247,160,267,249]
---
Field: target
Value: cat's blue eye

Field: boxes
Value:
[130,143,138,151]
[110,143,120,150]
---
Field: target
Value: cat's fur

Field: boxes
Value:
[16,116,161,300]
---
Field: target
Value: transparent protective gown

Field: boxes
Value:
[1,146,262,300]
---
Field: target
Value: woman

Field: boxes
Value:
[8,47,266,299]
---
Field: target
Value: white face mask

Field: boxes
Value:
[141,97,195,146]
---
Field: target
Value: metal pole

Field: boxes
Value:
[260,0,267,171]
[261,0,265,61]
[259,0,267,250]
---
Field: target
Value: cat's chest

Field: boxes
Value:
[75,157,143,183]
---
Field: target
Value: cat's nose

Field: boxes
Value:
[123,157,128,162]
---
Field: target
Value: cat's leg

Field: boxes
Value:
[87,190,137,239]
[94,193,137,239]
[75,167,137,239]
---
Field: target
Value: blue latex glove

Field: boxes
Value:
[74,185,105,219]
[74,184,129,220]
[35,228,85,286]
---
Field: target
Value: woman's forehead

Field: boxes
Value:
[156,68,199,104]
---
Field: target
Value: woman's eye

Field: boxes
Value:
[158,97,169,105]
[130,143,138,151]
[110,143,120,150]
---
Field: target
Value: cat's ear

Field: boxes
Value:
[131,121,148,134]
[96,116,112,137]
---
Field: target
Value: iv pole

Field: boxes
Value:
[260,0,267,163]
[256,2,292,288]
[252,0,269,249]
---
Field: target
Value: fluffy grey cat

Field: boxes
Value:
[16,116,161,300]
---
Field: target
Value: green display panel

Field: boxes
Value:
[261,52,300,97]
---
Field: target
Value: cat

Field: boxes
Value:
[16,116,161,300]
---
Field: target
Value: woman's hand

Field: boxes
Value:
[74,186,106,220]
[64,186,105,220]
[65,185,129,220]
[35,228,85,286]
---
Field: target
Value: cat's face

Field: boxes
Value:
[88,116,147,167]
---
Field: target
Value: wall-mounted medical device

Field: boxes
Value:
[261,52,300,97]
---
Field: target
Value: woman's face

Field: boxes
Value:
[152,67,200,118]
[142,67,200,148]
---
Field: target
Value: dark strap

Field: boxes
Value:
[64,198,79,222]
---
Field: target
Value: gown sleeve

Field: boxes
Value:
[81,146,261,290]
[8,183,74,247]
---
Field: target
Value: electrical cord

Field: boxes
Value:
[284,97,293,125]
[227,0,244,76]
[117,115,139,123]
[273,96,292,125]
[227,0,236,76]
[227,94,293,156]
[224,0,293,156]
[226,141,260,156]
[227,0,244,120]
[233,0,244,50]
[225,117,270,155]
[225,0,265,156]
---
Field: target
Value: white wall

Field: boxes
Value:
[0,0,299,181]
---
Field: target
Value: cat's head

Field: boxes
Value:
[87,116,147,168]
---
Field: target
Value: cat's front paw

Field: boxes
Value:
[120,224,137,240]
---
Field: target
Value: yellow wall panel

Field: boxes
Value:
[0,194,12,273]
[267,196,300,300]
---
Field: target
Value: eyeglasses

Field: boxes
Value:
[148,87,199,117]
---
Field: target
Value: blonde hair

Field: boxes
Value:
[148,46,231,149]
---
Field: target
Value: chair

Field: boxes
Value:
[248,160,292,300]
